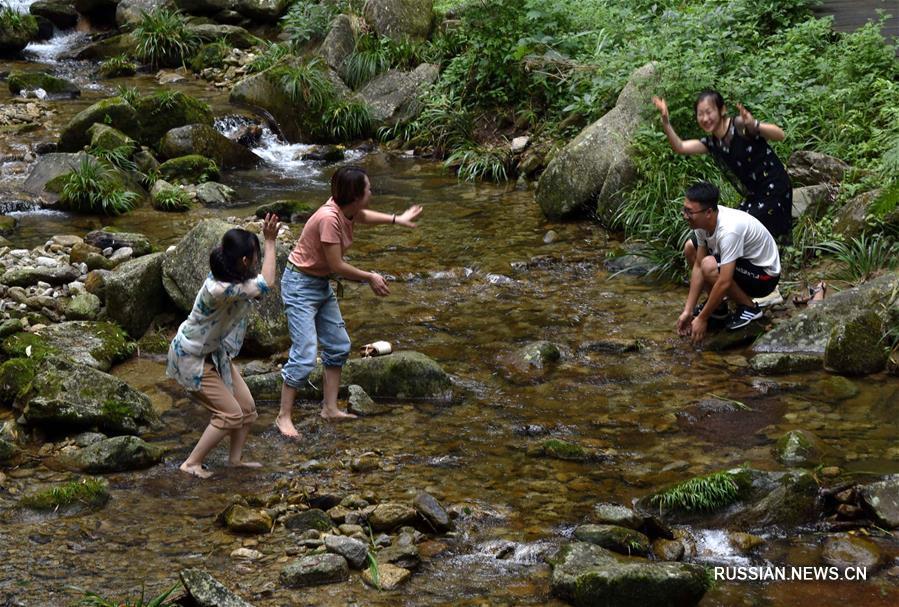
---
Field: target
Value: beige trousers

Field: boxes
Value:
[192,362,258,430]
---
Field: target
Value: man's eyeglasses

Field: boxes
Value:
[682,207,707,217]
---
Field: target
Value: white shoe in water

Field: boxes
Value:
[753,286,783,308]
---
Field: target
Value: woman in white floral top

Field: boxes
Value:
[167,214,279,478]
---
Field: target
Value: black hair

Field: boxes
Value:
[209,228,261,283]
[331,165,369,207]
[685,181,719,211]
[694,89,725,114]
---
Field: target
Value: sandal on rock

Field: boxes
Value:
[793,281,826,306]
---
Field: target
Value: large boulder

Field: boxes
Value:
[105,252,168,338]
[158,155,220,184]
[832,189,880,239]
[62,435,164,472]
[791,184,834,220]
[188,23,261,49]
[161,219,290,356]
[363,0,433,40]
[0,13,39,54]
[536,63,656,224]
[357,63,438,126]
[22,153,93,197]
[159,124,258,169]
[58,98,140,152]
[233,0,289,22]
[20,357,157,435]
[549,542,709,607]
[8,71,80,98]
[319,14,356,71]
[116,0,173,28]
[30,0,79,30]
[2,321,135,371]
[858,477,899,529]
[73,33,139,61]
[752,271,899,358]
[133,92,214,148]
[824,309,888,375]
[788,150,850,186]
[179,569,255,607]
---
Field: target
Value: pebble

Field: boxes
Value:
[35,257,56,268]
[102,247,113,257]
[231,547,263,561]
[109,247,133,264]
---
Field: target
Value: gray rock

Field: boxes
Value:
[347,384,391,416]
[188,23,260,48]
[193,182,237,207]
[413,491,451,531]
[5,321,135,371]
[0,437,17,463]
[319,14,356,70]
[774,429,827,467]
[283,508,333,532]
[1,265,79,288]
[748,352,823,375]
[30,0,79,29]
[116,0,172,28]
[833,189,880,239]
[8,71,79,98]
[64,291,102,321]
[590,503,643,530]
[536,63,656,223]
[357,64,439,126]
[376,542,420,569]
[858,477,899,529]
[788,150,850,186]
[21,357,157,435]
[233,0,289,21]
[84,228,152,257]
[104,252,167,338]
[364,0,433,40]
[159,124,258,169]
[280,553,348,587]
[824,310,888,376]
[161,219,290,355]
[499,340,561,382]
[64,435,163,473]
[792,184,834,220]
[179,568,255,607]
[549,541,618,601]
[362,562,410,589]
[73,32,139,61]
[324,534,368,569]
[57,98,140,153]
[574,524,651,557]
[369,503,417,531]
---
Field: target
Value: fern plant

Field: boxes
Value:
[279,59,334,111]
[814,233,899,284]
[650,471,742,513]
[133,8,199,68]
[322,99,373,140]
[60,157,138,216]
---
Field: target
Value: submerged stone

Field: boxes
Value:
[63,435,163,473]
[573,524,651,557]
[179,568,255,607]
[19,477,110,514]
[774,429,827,468]
[822,535,884,571]
[223,504,273,534]
[280,553,348,587]
[282,508,332,532]
[858,477,899,529]
[590,503,644,530]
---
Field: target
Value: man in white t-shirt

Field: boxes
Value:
[676,182,781,344]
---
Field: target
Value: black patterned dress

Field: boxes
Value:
[701,119,792,239]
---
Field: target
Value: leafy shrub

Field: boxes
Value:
[89,144,138,172]
[153,187,192,212]
[99,54,136,78]
[379,89,472,157]
[321,99,372,140]
[279,58,335,111]
[446,144,512,182]
[650,471,741,513]
[247,41,291,74]
[60,157,138,216]
[814,234,899,284]
[282,0,340,49]
[341,34,391,90]
[115,85,140,106]
[133,8,200,68]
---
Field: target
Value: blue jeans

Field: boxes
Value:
[281,269,351,389]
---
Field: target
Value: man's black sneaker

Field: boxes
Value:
[693,301,730,320]
[726,304,763,330]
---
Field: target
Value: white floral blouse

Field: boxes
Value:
[166,273,269,392]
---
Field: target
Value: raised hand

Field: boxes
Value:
[652,96,669,121]
[736,103,757,133]
[262,213,280,241]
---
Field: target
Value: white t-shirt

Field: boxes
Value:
[694,206,781,275]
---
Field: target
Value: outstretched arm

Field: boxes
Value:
[735,103,785,142]
[322,242,390,296]
[260,213,279,287]
[653,96,708,155]
[357,205,423,227]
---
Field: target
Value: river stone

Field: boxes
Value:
[341,351,453,400]
[64,435,163,472]
[652,538,684,561]
[64,291,102,321]
[23,152,92,197]
[574,524,651,557]
[224,504,273,534]
[30,0,79,29]
[774,429,826,467]
[193,182,237,207]
[0,438,17,463]
[728,532,765,553]
[833,189,881,239]
[84,228,152,257]
[822,535,884,571]
[376,542,420,569]
[159,124,258,169]
[158,155,220,185]
[824,310,887,375]
[21,357,157,435]
[0,13,39,53]
[814,375,859,401]
[324,534,368,569]
[347,384,391,416]
[590,503,644,530]
[188,23,261,48]
[752,271,899,356]
[233,0,288,21]
[413,491,451,531]
[357,64,439,126]
[788,150,850,186]
[133,92,214,148]
[369,503,417,531]
[73,32,138,60]
[283,508,332,532]
[58,97,140,152]
[6,321,135,370]
[105,252,167,338]
[88,123,137,154]
[858,477,899,529]
[8,71,79,98]
[749,352,823,374]
[161,219,290,355]
[549,541,619,601]
[116,0,172,28]
[319,14,355,70]
[536,62,655,223]
[70,241,108,269]
[791,184,833,220]
[1,264,79,288]
[703,320,767,352]
[364,0,433,40]
[0,318,24,340]
[362,562,410,589]
[280,553,348,587]
[179,568,255,607]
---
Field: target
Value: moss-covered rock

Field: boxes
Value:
[22,356,157,435]
[824,310,888,376]
[0,13,39,54]
[104,252,168,338]
[189,42,228,72]
[188,22,262,47]
[748,352,823,374]
[573,524,651,557]
[159,124,258,169]
[8,70,80,97]
[58,97,140,152]
[64,291,102,321]
[363,0,433,40]
[99,56,137,78]
[0,214,17,236]
[87,122,137,155]
[62,435,163,473]
[158,154,220,185]
[1,264,80,287]
[0,357,36,406]
[774,429,827,467]
[282,508,333,532]
[133,92,213,148]
[280,554,349,588]
[178,569,255,607]
[19,477,109,514]
[30,0,79,30]
[74,32,138,61]
[1,332,58,360]
[529,438,599,462]
[6,322,135,371]
[84,228,152,257]
[254,199,317,223]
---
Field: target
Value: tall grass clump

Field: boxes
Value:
[153,187,192,212]
[77,584,180,607]
[60,157,138,216]
[133,8,199,68]
[282,0,341,49]
[341,34,392,89]
[446,144,512,182]
[814,234,899,284]
[280,58,334,111]
[650,471,741,513]
[247,41,291,74]
[322,99,373,140]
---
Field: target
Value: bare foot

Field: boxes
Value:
[320,409,357,421]
[179,462,212,479]
[227,460,262,468]
[276,414,300,438]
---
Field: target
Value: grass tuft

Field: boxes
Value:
[650,471,741,513]
[133,8,199,68]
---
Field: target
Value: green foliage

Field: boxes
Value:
[650,471,741,513]
[89,144,138,172]
[20,478,109,511]
[446,144,511,182]
[322,98,372,140]
[77,584,180,607]
[279,58,335,111]
[60,157,137,216]
[150,89,180,110]
[152,187,192,212]
[0,4,36,31]
[247,41,291,74]
[814,233,899,284]
[133,8,200,68]
[282,0,340,49]
[379,89,472,156]
[115,85,140,106]
[189,39,230,73]
[341,34,391,90]
[99,54,137,78]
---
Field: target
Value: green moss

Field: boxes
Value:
[158,154,219,184]
[100,399,133,425]
[20,478,109,511]
[7,71,78,96]
[137,328,171,355]
[133,91,213,147]
[89,322,137,364]
[0,357,38,405]
[543,438,588,461]
[1,332,57,361]
[189,42,228,72]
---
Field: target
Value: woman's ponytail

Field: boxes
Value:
[209,229,261,283]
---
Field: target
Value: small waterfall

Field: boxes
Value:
[458,539,556,566]
[693,529,753,566]
[24,30,91,65]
